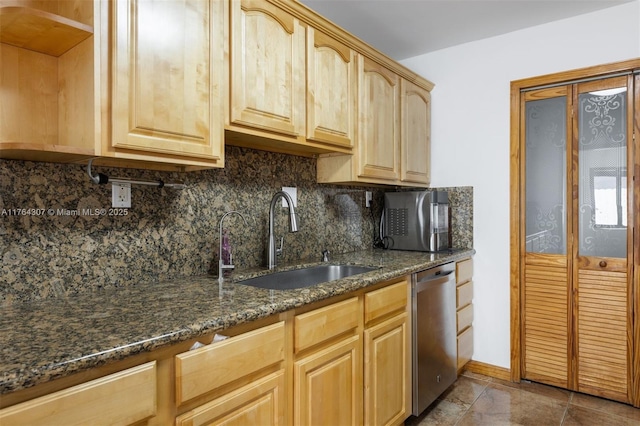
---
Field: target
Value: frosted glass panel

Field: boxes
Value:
[578,88,627,258]
[525,97,567,254]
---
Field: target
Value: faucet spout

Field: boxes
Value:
[268,191,298,269]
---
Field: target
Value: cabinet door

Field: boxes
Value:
[357,55,400,181]
[111,0,224,161]
[401,79,430,185]
[229,0,305,138]
[175,371,285,426]
[364,313,410,426]
[294,335,362,426]
[306,28,356,149]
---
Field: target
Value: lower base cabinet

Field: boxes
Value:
[364,312,410,426]
[294,336,362,425]
[0,277,412,426]
[456,258,474,372]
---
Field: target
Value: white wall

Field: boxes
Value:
[401,1,640,369]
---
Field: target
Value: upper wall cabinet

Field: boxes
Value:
[107,0,225,168]
[1,0,225,171]
[0,0,97,163]
[357,56,401,181]
[226,0,307,151]
[400,79,431,185]
[306,27,356,150]
[226,0,355,156]
[317,58,432,187]
[2,0,433,176]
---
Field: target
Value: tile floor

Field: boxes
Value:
[405,371,640,425]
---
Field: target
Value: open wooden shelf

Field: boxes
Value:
[0,6,93,57]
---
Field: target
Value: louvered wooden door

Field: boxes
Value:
[521,75,634,403]
[572,77,632,402]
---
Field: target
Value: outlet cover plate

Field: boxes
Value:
[112,183,131,208]
[281,187,297,207]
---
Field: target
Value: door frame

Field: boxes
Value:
[509,58,640,406]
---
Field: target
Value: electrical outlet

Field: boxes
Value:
[112,183,131,208]
[281,186,297,207]
[365,191,373,208]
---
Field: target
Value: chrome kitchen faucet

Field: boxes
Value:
[218,211,248,283]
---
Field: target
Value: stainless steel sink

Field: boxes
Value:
[238,264,377,290]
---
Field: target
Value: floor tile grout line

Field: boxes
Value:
[453,377,492,426]
[559,392,574,425]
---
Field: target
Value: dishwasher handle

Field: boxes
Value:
[414,270,454,293]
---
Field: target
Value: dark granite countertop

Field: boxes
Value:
[0,248,474,396]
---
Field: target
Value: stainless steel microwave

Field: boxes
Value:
[382,190,450,252]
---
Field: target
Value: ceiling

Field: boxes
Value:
[298,0,634,60]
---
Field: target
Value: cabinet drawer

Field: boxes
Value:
[295,297,359,352]
[0,362,156,425]
[457,326,473,370]
[457,303,474,333]
[457,280,473,308]
[364,280,408,324]
[175,321,285,404]
[456,258,473,284]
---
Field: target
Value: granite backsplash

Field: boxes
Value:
[1,146,472,303]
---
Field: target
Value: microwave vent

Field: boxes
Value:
[388,208,408,236]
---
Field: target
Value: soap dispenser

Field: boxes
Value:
[221,229,232,271]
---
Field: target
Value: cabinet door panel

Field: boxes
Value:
[306,28,355,148]
[457,326,473,371]
[175,371,285,426]
[112,0,224,161]
[230,0,304,137]
[364,313,409,426]
[358,56,400,181]
[401,79,430,185]
[294,335,362,425]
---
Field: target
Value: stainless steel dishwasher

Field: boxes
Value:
[412,261,457,416]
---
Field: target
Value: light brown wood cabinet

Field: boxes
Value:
[2,0,433,180]
[225,0,356,157]
[0,362,157,425]
[316,60,432,187]
[0,278,413,425]
[400,79,431,185]
[0,0,97,163]
[293,297,362,425]
[108,0,225,168]
[306,27,357,150]
[358,56,401,182]
[226,0,305,144]
[1,0,226,171]
[294,335,362,425]
[363,281,411,426]
[456,258,474,372]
